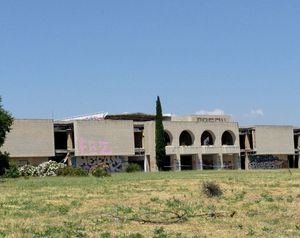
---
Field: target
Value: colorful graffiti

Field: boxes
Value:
[76,156,124,172]
[78,137,112,155]
[248,155,283,169]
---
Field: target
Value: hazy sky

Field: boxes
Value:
[1,1,300,125]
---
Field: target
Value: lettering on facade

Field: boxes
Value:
[79,137,112,155]
[197,117,227,123]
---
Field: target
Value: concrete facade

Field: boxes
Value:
[1,119,55,161]
[1,114,299,171]
[239,125,297,169]
[73,120,135,156]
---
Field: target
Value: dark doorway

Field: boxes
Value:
[54,132,67,149]
[240,154,245,170]
[180,155,193,170]
[202,155,214,170]
[128,156,144,171]
[164,156,171,171]
[288,155,295,168]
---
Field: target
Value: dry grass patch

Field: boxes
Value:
[0,170,300,237]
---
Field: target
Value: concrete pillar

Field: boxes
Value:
[176,153,181,171]
[144,155,149,172]
[170,155,176,171]
[197,154,203,170]
[235,154,241,170]
[245,152,250,170]
[219,153,224,170]
[66,129,73,150]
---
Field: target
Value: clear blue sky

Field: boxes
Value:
[1,0,300,125]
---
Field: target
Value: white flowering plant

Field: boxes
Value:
[18,160,66,177]
[19,164,37,176]
[36,160,66,176]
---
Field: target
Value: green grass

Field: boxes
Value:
[0,170,300,237]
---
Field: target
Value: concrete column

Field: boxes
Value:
[219,153,224,170]
[176,153,181,171]
[170,155,177,171]
[245,152,250,170]
[192,155,197,170]
[235,154,241,170]
[197,153,203,170]
[144,155,149,172]
[66,129,73,150]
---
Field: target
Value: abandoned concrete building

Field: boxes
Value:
[1,113,299,171]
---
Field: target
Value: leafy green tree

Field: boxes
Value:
[0,97,13,175]
[155,96,166,171]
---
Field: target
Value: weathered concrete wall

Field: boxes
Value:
[73,120,135,156]
[1,119,55,157]
[255,126,294,155]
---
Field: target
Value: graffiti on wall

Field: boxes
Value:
[248,155,283,169]
[76,156,124,172]
[78,137,112,155]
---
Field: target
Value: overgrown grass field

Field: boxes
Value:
[1,170,300,237]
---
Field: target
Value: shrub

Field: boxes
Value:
[4,160,20,178]
[153,227,169,238]
[201,181,223,197]
[0,152,10,176]
[36,160,66,177]
[91,167,111,177]
[57,166,88,177]
[19,164,37,176]
[125,163,141,173]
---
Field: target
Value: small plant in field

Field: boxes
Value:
[165,198,183,209]
[234,191,246,201]
[150,196,160,202]
[153,227,169,238]
[260,193,274,202]
[201,181,223,197]
[286,195,294,203]
[236,224,243,230]
[125,163,141,173]
[91,167,111,177]
[247,228,256,236]
[262,226,272,233]
[57,166,88,176]
[100,232,111,238]
[117,233,145,238]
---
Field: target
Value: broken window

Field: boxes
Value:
[179,130,193,146]
[201,131,214,146]
[134,126,144,148]
[222,131,235,145]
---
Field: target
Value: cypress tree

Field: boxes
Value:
[155,96,166,170]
